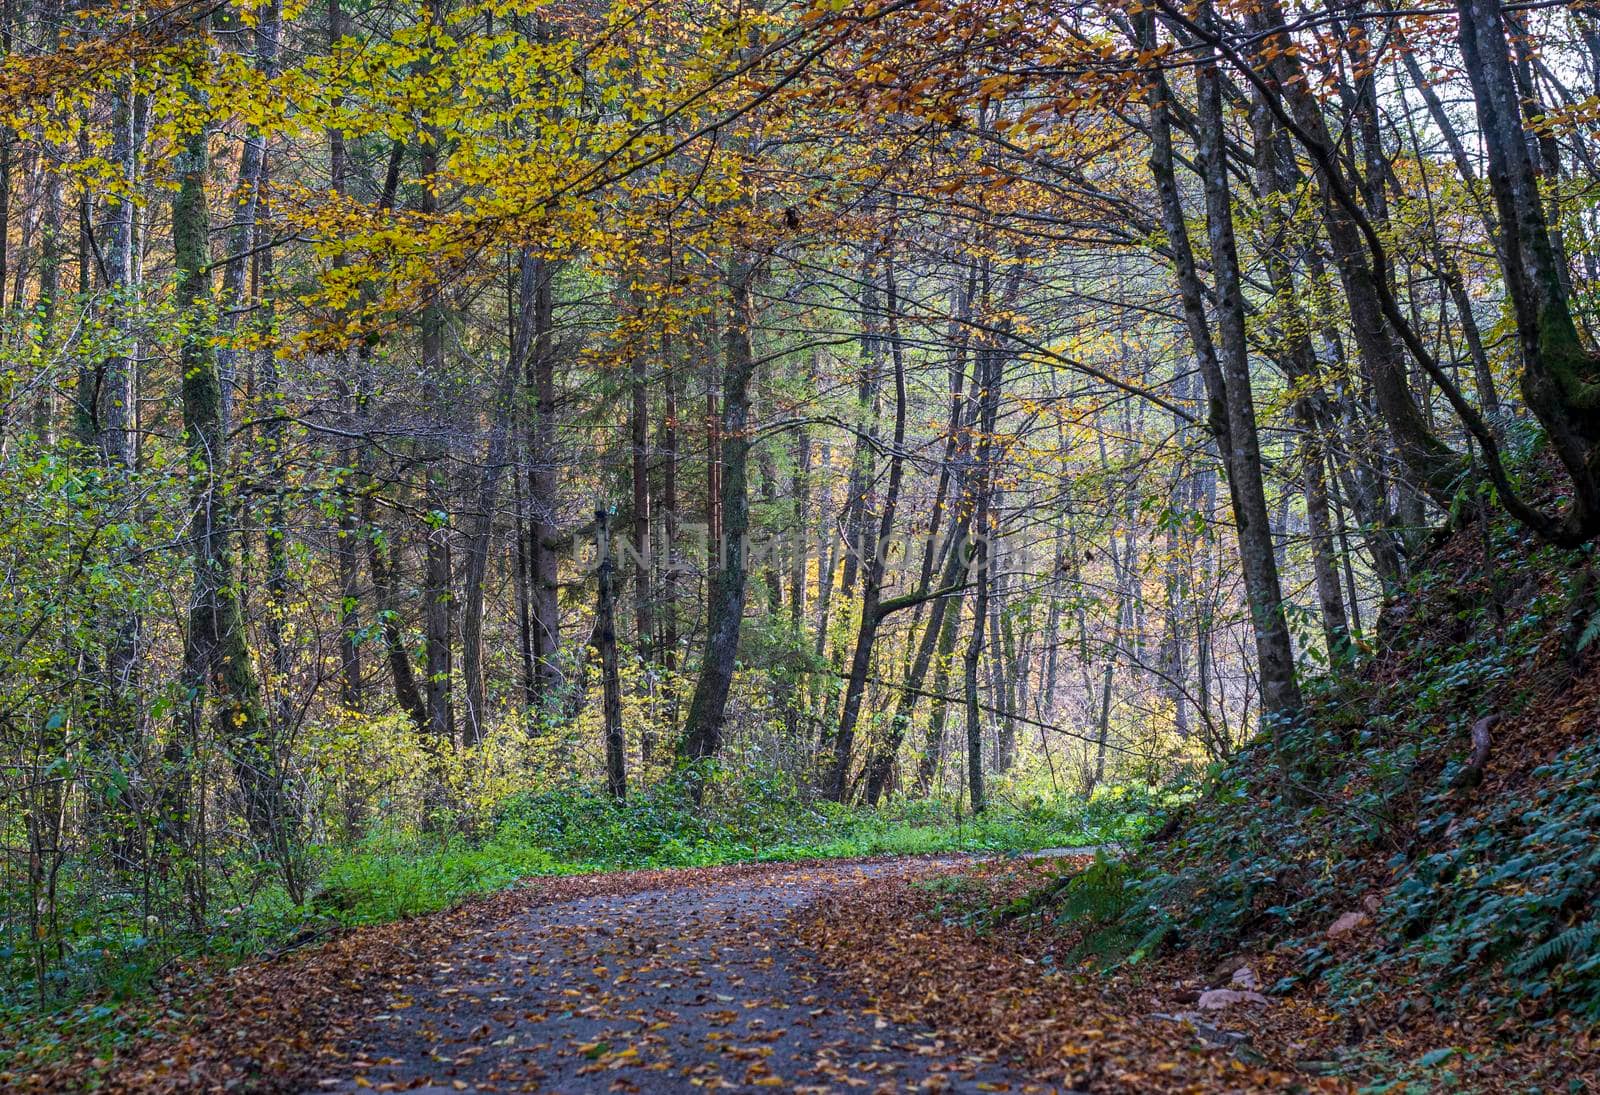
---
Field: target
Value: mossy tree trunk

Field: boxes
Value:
[174,115,296,891]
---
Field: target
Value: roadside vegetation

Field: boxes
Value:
[811,513,1600,1089]
[0,779,1155,1078]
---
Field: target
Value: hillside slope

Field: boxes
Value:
[1129,515,1600,1030]
[803,515,1600,1090]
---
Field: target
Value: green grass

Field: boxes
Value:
[306,829,569,925]
[306,783,1158,928]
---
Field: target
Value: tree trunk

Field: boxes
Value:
[788,422,811,633]
[31,166,59,440]
[705,308,722,585]
[1243,0,1462,503]
[419,101,454,745]
[913,573,964,797]
[363,492,430,731]
[660,339,680,674]
[962,323,1002,813]
[630,305,653,665]
[1193,30,1304,735]
[813,437,837,663]
[522,256,563,712]
[325,0,362,715]
[678,254,761,776]
[78,82,142,755]
[1143,10,1303,747]
[996,569,1018,774]
[962,514,990,815]
[594,508,626,797]
[255,163,294,739]
[174,115,293,886]
[1249,90,1351,661]
[1455,0,1600,538]
[758,442,784,616]
[459,254,530,744]
[839,254,881,599]
[862,502,971,805]
[828,242,909,801]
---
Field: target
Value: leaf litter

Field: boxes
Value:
[21,857,1041,1093]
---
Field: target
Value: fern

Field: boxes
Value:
[1577,608,1600,653]
[1507,921,1600,976]
[1035,855,1163,969]
[1052,855,1135,924]
[1126,918,1175,965]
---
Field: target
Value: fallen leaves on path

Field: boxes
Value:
[33,850,1590,1094]
[14,857,1028,1094]
[795,857,1352,1094]
[13,861,877,1093]
[327,857,1032,1093]
[796,857,1600,1094]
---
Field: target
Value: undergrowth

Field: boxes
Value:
[308,773,1155,926]
[1020,519,1600,1032]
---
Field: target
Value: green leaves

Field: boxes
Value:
[1576,607,1600,653]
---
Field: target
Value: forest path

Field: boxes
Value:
[319,858,1035,1094]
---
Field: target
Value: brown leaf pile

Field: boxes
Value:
[795,857,1348,1094]
[796,857,1600,1093]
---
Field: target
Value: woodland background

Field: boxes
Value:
[2,0,1599,1045]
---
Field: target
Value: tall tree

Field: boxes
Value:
[172,78,293,883]
[678,252,762,775]
[1141,7,1303,746]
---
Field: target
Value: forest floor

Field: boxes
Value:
[317,856,1035,1094]
[18,852,1358,1094]
[18,856,1028,1093]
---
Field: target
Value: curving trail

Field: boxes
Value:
[318,858,1037,1094]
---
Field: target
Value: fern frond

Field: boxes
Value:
[1507,921,1600,976]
